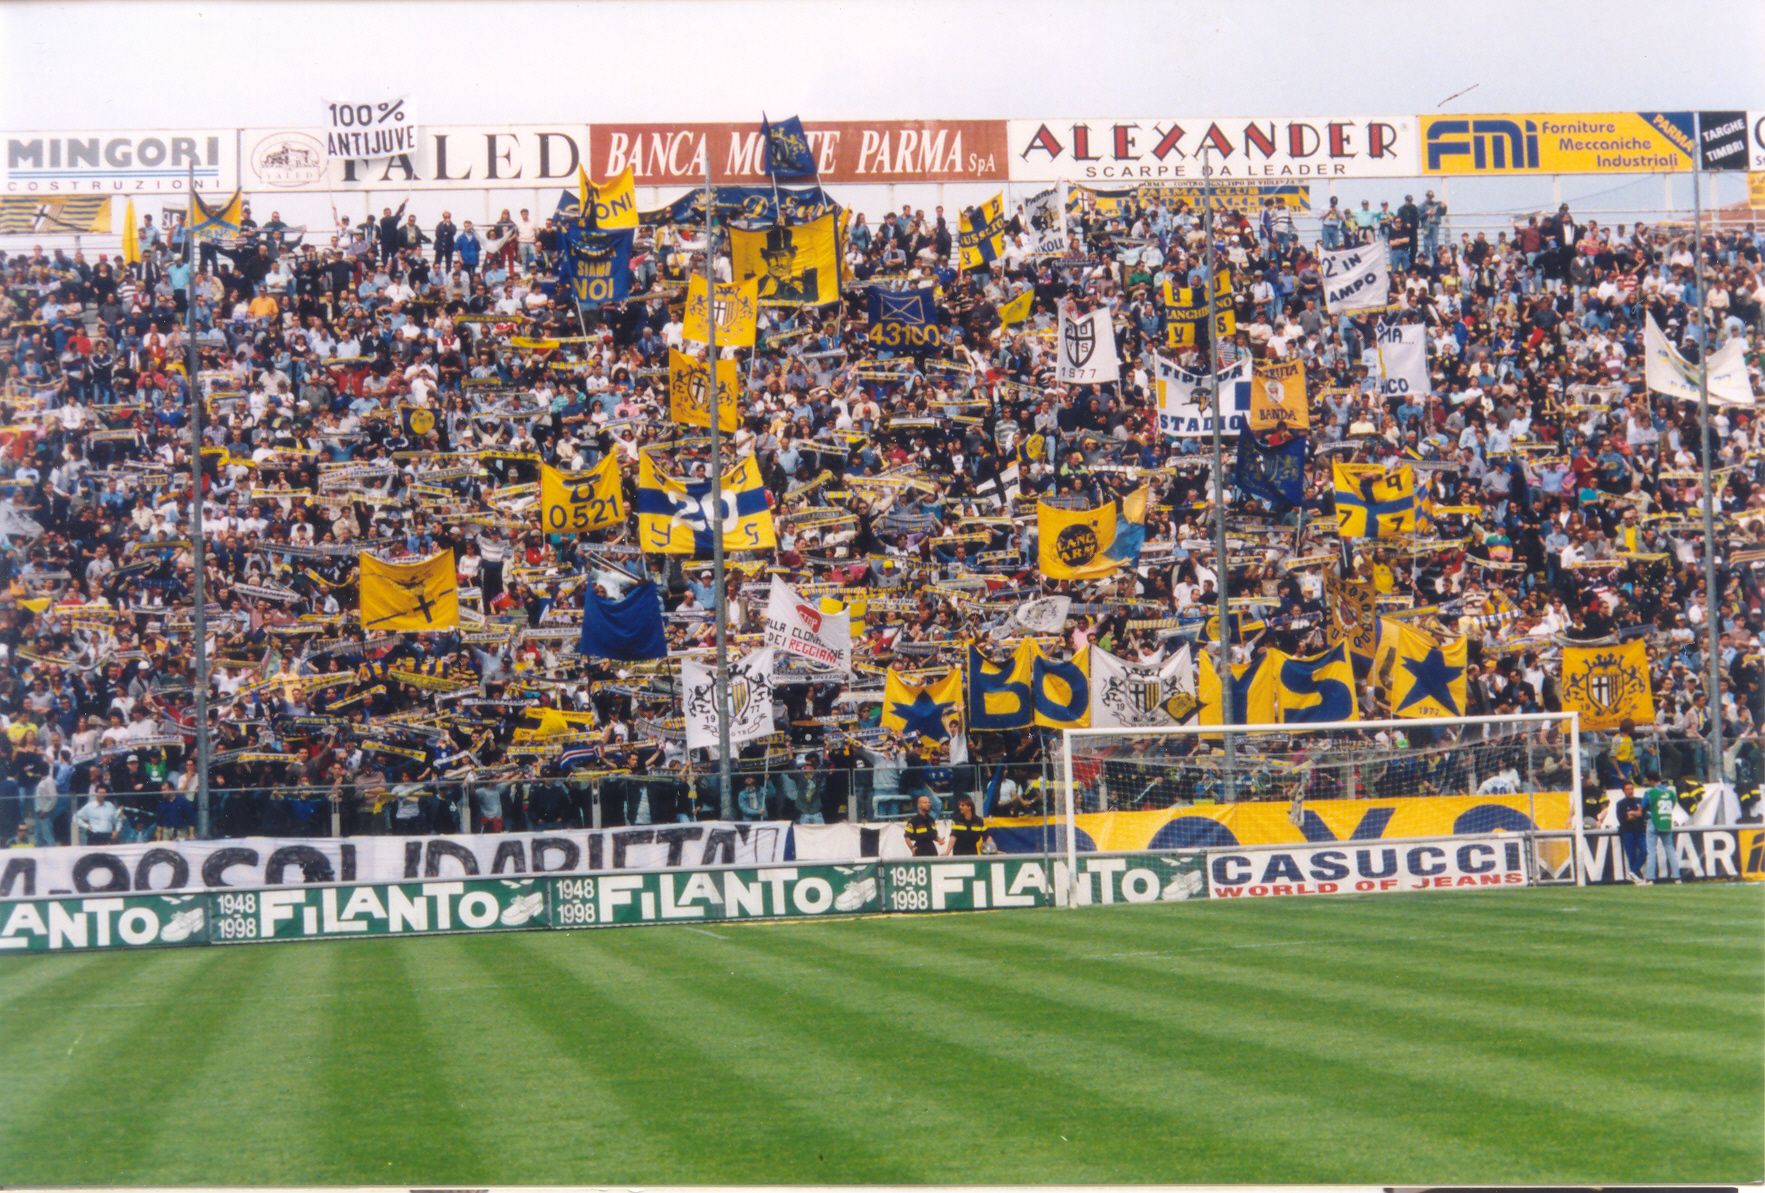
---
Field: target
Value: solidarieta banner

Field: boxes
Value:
[0,824,791,901]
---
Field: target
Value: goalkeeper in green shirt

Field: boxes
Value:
[1642,783,1681,884]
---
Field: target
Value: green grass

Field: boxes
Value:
[1,883,1760,1185]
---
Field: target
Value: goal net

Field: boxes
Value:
[1058,713,1585,898]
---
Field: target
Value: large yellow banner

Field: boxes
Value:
[994,793,1573,851]
[1422,112,1695,175]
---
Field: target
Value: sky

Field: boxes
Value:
[1,0,1761,234]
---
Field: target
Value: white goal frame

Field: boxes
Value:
[1059,711,1585,904]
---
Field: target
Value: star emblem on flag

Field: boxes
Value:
[885,690,953,742]
[1397,647,1464,716]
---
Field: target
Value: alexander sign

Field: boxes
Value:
[1007,116,1419,181]
[587,120,1008,185]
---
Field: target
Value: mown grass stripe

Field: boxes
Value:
[0,945,275,1185]
[479,929,926,1185]
[310,938,492,1184]
[785,907,1760,1182]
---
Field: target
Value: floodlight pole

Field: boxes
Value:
[705,154,734,818]
[1692,167,1723,785]
[186,164,213,838]
[1202,148,1236,796]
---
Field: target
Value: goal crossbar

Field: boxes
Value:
[1058,712,1585,903]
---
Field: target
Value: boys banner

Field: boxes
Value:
[681,648,776,750]
[1319,241,1391,314]
[1056,308,1120,384]
[358,551,459,631]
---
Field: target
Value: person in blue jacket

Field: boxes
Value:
[454,220,481,279]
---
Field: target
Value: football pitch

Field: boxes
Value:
[1,883,1759,1186]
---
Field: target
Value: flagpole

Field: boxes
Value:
[1202,148,1236,797]
[1693,165,1723,784]
[706,149,734,818]
[185,163,213,838]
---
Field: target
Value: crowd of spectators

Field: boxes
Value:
[1,178,1762,847]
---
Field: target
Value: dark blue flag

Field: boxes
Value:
[762,114,817,179]
[557,224,632,308]
[865,286,939,350]
[641,184,836,228]
[579,581,668,661]
[1234,432,1308,508]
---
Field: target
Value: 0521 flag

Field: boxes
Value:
[540,456,624,534]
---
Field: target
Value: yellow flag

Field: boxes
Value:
[121,198,141,266]
[730,214,842,306]
[1332,461,1416,539]
[683,275,759,348]
[1374,622,1467,720]
[1324,568,1379,662]
[1561,638,1655,731]
[668,349,741,432]
[1037,501,1119,580]
[1273,642,1359,723]
[880,667,965,746]
[578,164,638,229]
[997,288,1034,325]
[358,551,459,632]
[1198,651,1280,728]
[1032,647,1091,729]
[1250,357,1309,431]
[637,452,775,555]
[540,455,624,535]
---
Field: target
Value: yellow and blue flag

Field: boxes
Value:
[1032,648,1091,729]
[1199,652,1280,727]
[968,641,1039,732]
[637,452,775,555]
[1271,642,1359,723]
[358,551,459,632]
[881,667,964,744]
[958,193,1007,270]
[0,195,112,235]
[577,164,638,229]
[761,114,817,179]
[189,189,244,238]
[540,456,624,534]
[1373,618,1467,719]
[668,349,741,432]
[1560,638,1654,732]
[866,286,939,350]
[683,276,760,347]
[1332,461,1416,539]
[1036,501,1119,580]
[730,214,841,307]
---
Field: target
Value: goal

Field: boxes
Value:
[1057,713,1585,902]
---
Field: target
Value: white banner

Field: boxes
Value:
[0,825,793,901]
[1012,595,1071,634]
[1318,241,1391,314]
[1374,322,1431,398]
[682,647,776,751]
[3,129,235,195]
[321,97,420,161]
[1057,308,1121,384]
[1155,357,1252,437]
[1007,116,1420,182]
[1644,314,1754,406]
[790,822,916,862]
[1207,836,1528,899]
[0,503,44,544]
[1021,184,1067,255]
[764,576,851,675]
[1088,645,1195,729]
[243,123,589,192]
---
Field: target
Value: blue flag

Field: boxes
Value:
[1234,431,1307,508]
[762,114,817,179]
[578,581,668,661]
[557,224,632,308]
[641,184,837,228]
[866,286,939,350]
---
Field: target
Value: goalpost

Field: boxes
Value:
[1058,712,1585,904]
